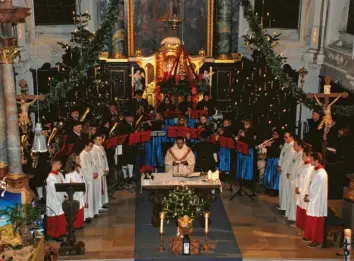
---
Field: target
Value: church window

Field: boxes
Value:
[254,0,301,29]
[347,0,354,35]
[34,0,76,26]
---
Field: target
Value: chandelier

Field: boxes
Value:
[166,0,182,31]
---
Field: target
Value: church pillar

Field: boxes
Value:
[1,53,22,174]
[112,0,125,58]
[216,0,232,58]
[0,66,7,164]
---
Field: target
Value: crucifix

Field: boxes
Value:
[306,77,348,164]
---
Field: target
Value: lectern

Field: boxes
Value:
[55,183,86,256]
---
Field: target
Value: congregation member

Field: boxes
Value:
[91,134,109,209]
[64,153,85,230]
[286,139,305,226]
[46,157,67,241]
[277,131,295,212]
[196,92,214,115]
[80,140,99,222]
[295,147,314,231]
[165,136,195,175]
[194,131,219,172]
[263,128,283,196]
[303,152,328,248]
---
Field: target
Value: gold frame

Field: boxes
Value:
[127,0,215,57]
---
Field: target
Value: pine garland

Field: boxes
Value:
[240,0,354,117]
[46,0,121,104]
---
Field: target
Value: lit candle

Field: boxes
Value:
[204,212,209,233]
[160,212,165,233]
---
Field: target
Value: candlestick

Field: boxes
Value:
[159,212,165,233]
[202,212,211,252]
[158,232,165,252]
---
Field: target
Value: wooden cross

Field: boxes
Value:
[306,90,348,164]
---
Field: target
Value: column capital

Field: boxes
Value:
[0,47,19,64]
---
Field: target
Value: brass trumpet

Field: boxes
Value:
[80,107,91,122]
[109,122,118,137]
[255,137,274,149]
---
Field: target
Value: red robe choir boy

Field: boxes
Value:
[46,157,67,240]
[64,153,85,229]
[91,135,109,210]
[303,152,328,248]
[295,147,314,230]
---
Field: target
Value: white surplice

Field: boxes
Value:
[80,150,99,218]
[91,144,109,207]
[64,169,86,209]
[296,163,314,210]
[165,144,195,175]
[306,167,328,217]
[46,171,66,217]
[278,141,295,211]
[286,150,304,221]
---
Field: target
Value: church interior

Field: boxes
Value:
[0,0,354,260]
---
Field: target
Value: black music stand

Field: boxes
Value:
[55,183,86,256]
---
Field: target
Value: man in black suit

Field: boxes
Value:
[128,90,149,117]
[66,120,86,154]
[193,131,219,172]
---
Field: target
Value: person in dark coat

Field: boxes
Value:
[196,92,214,115]
[66,120,86,154]
[128,90,149,117]
[193,131,219,172]
[157,97,175,113]
[304,109,323,152]
[178,95,193,115]
[65,106,80,134]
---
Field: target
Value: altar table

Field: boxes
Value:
[141,173,222,226]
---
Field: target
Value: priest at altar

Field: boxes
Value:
[165,136,195,175]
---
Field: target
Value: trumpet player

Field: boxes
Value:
[263,129,283,196]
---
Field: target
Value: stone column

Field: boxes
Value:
[216,0,232,58]
[112,0,125,58]
[0,66,7,164]
[2,49,22,174]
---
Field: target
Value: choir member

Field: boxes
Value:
[286,139,305,225]
[117,113,136,183]
[177,116,187,127]
[80,140,99,222]
[157,97,175,113]
[146,113,163,131]
[194,131,219,172]
[196,92,214,115]
[66,120,85,154]
[220,118,234,137]
[277,131,295,212]
[91,134,109,210]
[128,90,149,116]
[178,95,193,115]
[236,119,256,181]
[195,114,213,133]
[165,136,195,175]
[263,128,283,195]
[295,147,314,230]
[64,153,85,230]
[303,152,328,248]
[304,109,323,152]
[46,157,67,241]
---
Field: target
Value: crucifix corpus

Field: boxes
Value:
[306,81,348,163]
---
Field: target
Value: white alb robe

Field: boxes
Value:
[80,151,99,218]
[296,163,314,210]
[306,168,328,217]
[286,150,304,220]
[91,144,109,206]
[278,141,295,211]
[46,171,66,217]
[165,144,195,175]
[65,170,86,209]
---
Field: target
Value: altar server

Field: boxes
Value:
[80,140,99,221]
[165,136,195,175]
[277,132,295,212]
[303,152,328,248]
[286,139,305,225]
[295,147,314,230]
[46,157,67,240]
[64,153,85,229]
[91,134,109,209]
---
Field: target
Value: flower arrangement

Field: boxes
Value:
[162,186,207,220]
[140,165,155,180]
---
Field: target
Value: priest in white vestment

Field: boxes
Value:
[277,132,295,212]
[304,152,328,248]
[295,148,314,230]
[286,140,304,223]
[91,135,109,208]
[80,140,100,221]
[165,136,195,175]
[46,157,67,239]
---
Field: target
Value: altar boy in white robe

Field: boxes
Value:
[304,152,328,248]
[165,136,195,175]
[295,147,314,230]
[277,132,295,212]
[80,140,99,222]
[286,139,305,225]
[91,135,109,209]
[46,157,66,241]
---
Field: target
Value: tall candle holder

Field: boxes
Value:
[158,232,165,252]
[202,211,211,251]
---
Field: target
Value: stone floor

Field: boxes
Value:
[58,187,344,261]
